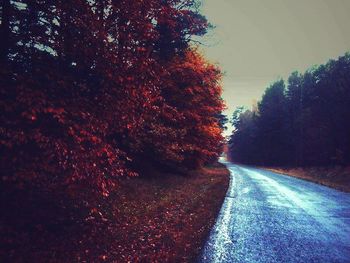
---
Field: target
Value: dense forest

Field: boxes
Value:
[0,0,225,195]
[229,53,350,167]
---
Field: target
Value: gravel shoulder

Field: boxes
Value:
[261,166,350,192]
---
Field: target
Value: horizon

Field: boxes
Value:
[198,0,350,135]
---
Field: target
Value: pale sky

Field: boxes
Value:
[198,0,350,134]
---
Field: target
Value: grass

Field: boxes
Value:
[0,162,230,262]
[262,166,350,192]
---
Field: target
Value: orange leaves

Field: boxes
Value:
[151,48,224,168]
[0,0,224,197]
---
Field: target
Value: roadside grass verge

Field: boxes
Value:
[262,166,350,192]
[0,162,229,262]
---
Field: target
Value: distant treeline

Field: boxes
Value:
[0,0,224,195]
[229,53,350,167]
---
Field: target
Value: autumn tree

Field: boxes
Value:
[142,49,225,169]
[0,0,225,195]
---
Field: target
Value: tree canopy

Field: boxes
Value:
[0,0,225,195]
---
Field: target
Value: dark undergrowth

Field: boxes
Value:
[0,162,230,262]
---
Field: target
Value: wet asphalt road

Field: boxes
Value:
[199,160,350,263]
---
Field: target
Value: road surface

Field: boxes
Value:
[199,160,350,263]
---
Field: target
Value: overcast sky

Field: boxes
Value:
[199,0,350,132]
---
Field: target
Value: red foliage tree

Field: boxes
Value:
[158,49,225,168]
[0,0,225,195]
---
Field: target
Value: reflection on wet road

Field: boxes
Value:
[199,161,350,262]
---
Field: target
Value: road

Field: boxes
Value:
[199,160,350,263]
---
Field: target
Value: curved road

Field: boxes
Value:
[199,160,350,263]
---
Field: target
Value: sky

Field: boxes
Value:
[198,0,350,134]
